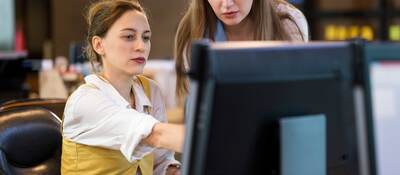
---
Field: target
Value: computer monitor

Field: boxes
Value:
[364,42,400,175]
[183,41,371,175]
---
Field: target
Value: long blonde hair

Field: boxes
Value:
[174,0,291,97]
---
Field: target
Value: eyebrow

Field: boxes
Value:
[120,28,151,33]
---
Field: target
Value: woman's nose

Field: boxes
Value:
[134,39,145,52]
[222,0,234,9]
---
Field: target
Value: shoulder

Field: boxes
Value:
[272,0,309,41]
[148,78,164,103]
[136,75,161,94]
[65,83,105,112]
[136,75,164,103]
[68,83,103,101]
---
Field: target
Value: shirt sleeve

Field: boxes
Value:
[153,149,180,175]
[274,0,309,42]
[63,87,160,162]
[281,18,305,42]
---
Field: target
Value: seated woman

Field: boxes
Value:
[61,0,183,174]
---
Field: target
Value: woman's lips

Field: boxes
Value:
[131,57,146,64]
[222,11,239,19]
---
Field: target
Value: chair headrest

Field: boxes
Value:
[0,98,66,107]
[0,98,66,120]
[0,107,62,167]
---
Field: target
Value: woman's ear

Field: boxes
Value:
[92,36,105,56]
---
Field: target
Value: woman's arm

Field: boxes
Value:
[143,123,185,153]
[63,87,160,162]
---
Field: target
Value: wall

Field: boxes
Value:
[52,0,187,59]
[52,0,87,58]
[141,0,188,59]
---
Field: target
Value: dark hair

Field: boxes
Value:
[85,0,146,72]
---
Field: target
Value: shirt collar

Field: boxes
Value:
[84,74,152,110]
[215,20,227,41]
[203,20,227,41]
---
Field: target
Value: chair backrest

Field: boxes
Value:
[0,107,62,175]
[0,98,66,119]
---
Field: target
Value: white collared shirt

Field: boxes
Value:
[62,74,179,174]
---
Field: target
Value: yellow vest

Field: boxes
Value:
[61,75,154,175]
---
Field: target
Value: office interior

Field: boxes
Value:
[0,0,400,175]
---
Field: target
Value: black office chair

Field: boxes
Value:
[0,98,66,120]
[0,107,62,175]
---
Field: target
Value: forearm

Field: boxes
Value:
[144,123,185,152]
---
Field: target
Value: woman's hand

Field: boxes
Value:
[166,165,181,175]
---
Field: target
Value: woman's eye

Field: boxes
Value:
[124,34,135,40]
[143,35,151,42]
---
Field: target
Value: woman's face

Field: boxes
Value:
[208,0,253,26]
[95,10,151,76]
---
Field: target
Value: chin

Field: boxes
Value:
[126,65,144,76]
[132,69,143,76]
[129,70,143,76]
[221,19,242,26]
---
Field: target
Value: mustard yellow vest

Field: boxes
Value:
[61,75,154,175]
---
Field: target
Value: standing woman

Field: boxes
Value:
[62,0,183,174]
[174,0,309,97]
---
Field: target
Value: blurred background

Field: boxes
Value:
[1,0,400,123]
[2,1,400,173]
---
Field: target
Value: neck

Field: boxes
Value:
[100,70,133,103]
[224,17,254,41]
